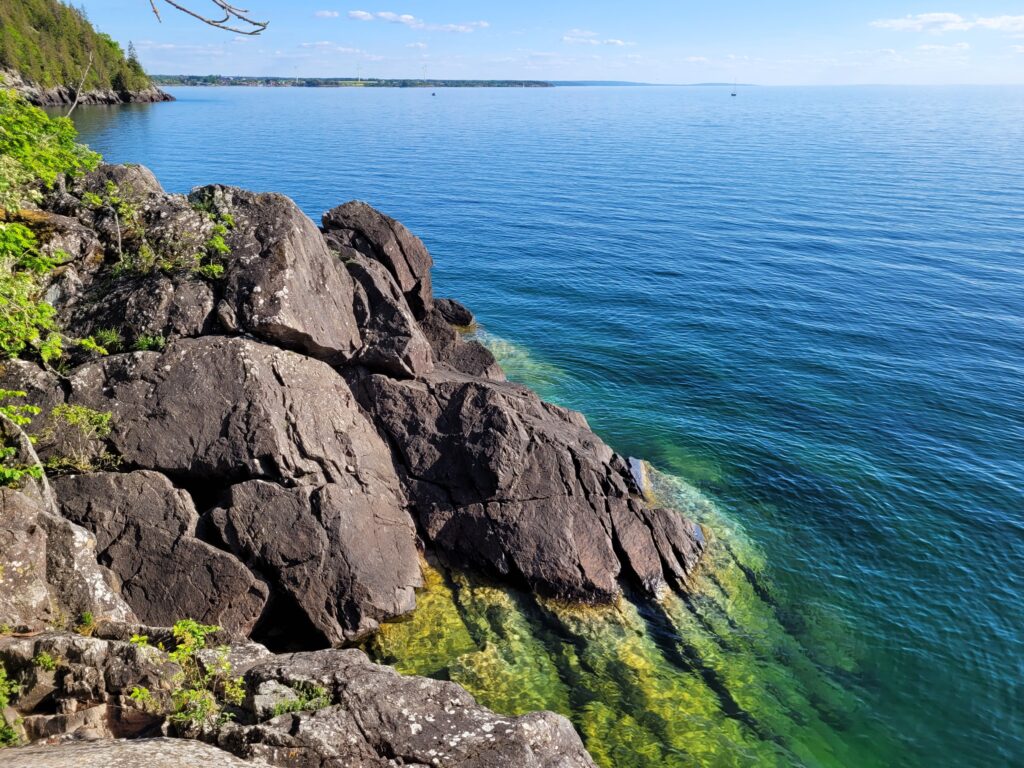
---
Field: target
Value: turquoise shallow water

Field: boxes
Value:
[68,85,1023,766]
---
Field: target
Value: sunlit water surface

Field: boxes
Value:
[68,85,1024,767]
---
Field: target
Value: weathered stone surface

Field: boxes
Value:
[356,371,705,601]
[345,253,433,378]
[2,739,270,768]
[419,308,505,380]
[67,336,395,486]
[217,649,597,768]
[197,185,362,364]
[209,479,421,645]
[52,471,269,634]
[0,418,134,632]
[435,297,475,327]
[0,631,171,743]
[57,271,215,347]
[322,201,434,317]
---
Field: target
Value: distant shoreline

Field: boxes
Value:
[152,75,754,89]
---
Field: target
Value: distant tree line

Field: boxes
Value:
[0,0,151,92]
[153,75,555,89]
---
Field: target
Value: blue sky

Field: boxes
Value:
[81,2,1024,84]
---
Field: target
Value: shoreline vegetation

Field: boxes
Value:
[152,75,756,89]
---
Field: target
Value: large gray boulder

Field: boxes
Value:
[197,186,362,364]
[66,337,394,486]
[209,479,421,645]
[1,739,273,768]
[52,471,269,634]
[356,371,705,601]
[0,417,135,632]
[322,201,434,317]
[216,648,597,768]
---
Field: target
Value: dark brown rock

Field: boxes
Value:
[419,307,505,380]
[197,186,362,364]
[322,201,434,317]
[52,471,269,634]
[208,479,421,645]
[345,252,433,378]
[356,371,705,601]
[66,337,393,486]
[435,297,475,327]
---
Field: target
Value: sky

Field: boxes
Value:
[78,2,1024,85]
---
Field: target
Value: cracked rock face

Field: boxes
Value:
[322,201,434,318]
[53,471,269,634]
[356,371,704,601]
[0,419,135,632]
[209,479,421,645]
[67,336,392,486]
[202,185,363,365]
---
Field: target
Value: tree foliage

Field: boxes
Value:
[0,0,152,91]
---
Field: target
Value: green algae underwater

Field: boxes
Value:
[365,336,900,768]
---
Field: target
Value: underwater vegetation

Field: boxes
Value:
[367,465,901,768]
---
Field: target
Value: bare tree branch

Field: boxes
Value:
[66,50,94,118]
[149,0,268,35]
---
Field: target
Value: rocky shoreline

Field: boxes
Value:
[0,161,705,765]
[1,68,173,108]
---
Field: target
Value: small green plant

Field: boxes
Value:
[192,263,224,280]
[271,682,331,717]
[77,336,109,357]
[0,662,20,747]
[76,611,95,635]
[33,651,58,671]
[0,223,63,365]
[130,633,150,647]
[92,328,124,353]
[166,620,244,735]
[128,685,156,713]
[0,391,44,489]
[0,389,41,427]
[133,334,166,352]
[0,624,13,637]
[39,403,117,474]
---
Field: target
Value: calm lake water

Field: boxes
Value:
[69,85,1023,767]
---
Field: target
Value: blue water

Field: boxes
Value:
[69,86,1024,766]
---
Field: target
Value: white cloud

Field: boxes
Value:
[1014,45,1024,53]
[406,42,428,49]
[917,42,970,52]
[315,10,340,18]
[563,30,634,46]
[872,13,1024,34]
[349,11,488,33]
[685,56,708,63]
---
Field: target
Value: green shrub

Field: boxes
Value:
[0,662,19,746]
[39,403,117,474]
[166,619,245,734]
[271,682,331,717]
[0,89,100,211]
[0,222,62,364]
[0,389,43,489]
